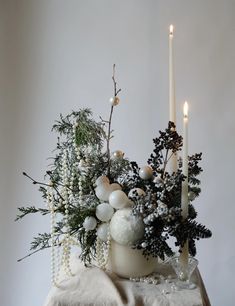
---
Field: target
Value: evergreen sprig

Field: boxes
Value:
[15,206,49,221]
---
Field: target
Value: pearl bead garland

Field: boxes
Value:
[73,121,85,207]
[96,225,111,270]
[47,185,59,286]
[60,149,73,277]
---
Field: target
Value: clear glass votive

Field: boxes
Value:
[168,255,198,290]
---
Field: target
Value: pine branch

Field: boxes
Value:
[15,206,49,221]
[30,232,51,251]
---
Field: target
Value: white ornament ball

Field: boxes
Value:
[139,166,153,180]
[112,150,124,160]
[109,183,122,191]
[110,208,145,245]
[96,203,114,222]
[109,190,129,209]
[83,216,97,231]
[109,96,120,106]
[95,175,110,186]
[153,175,164,185]
[95,183,111,201]
[128,188,146,198]
[97,223,109,241]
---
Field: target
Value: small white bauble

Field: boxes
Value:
[96,203,114,222]
[95,183,111,201]
[109,96,120,106]
[109,183,122,192]
[109,190,129,209]
[110,208,144,246]
[95,175,110,186]
[112,150,124,160]
[153,175,164,185]
[139,166,153,180]
[128,188,146,198]
[83,216,97,231]
[97,223,109,241]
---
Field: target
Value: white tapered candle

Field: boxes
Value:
[169,25,175,124]
[169,25,177,173]
[180,101,189,270]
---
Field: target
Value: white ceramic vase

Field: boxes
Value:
[109,240,157,278]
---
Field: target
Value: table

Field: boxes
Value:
[43,256,211,306]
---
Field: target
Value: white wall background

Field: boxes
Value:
[0,0,234,305]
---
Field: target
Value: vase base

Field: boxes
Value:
[109,241,158,278]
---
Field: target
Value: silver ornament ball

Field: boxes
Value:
[112,150,124,160]
[139,166,153,180]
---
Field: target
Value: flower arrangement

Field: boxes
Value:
[16,66,212,284]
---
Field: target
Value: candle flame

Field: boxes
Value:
[169,25,174,36]
[184,101,188,118]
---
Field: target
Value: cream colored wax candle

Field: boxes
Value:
[180,101,189,272]
[169,25,177,173]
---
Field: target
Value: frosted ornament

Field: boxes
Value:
[83,216,97,231]
[128,188,146,198]
[95,175,110,186]
[109,190,129,209]
[110,208,145,245]
[139,166,153,180]
[97,223,109,241]
[96,203,114,222]
[95,183,111,201]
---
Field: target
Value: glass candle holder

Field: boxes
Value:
[168,255,198,289]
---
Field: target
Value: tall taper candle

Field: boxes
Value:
[169,25,175,123]
[169,25,177,173]
[180,101,189,272]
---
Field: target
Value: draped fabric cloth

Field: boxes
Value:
[43,256,211,306]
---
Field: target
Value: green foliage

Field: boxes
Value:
[16,108,212,264]
[15,206,49,221]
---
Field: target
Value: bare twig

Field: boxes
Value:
[23,172,64,201]
[106,64,121,177]
[17,246,50,262]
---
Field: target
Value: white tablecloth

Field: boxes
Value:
[43,256,210,306]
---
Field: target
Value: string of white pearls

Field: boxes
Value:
[73,121,81,161]
[47,185,59,286]
[96,228,111,270]
[61,149,73,277]
[73,121,85,207]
